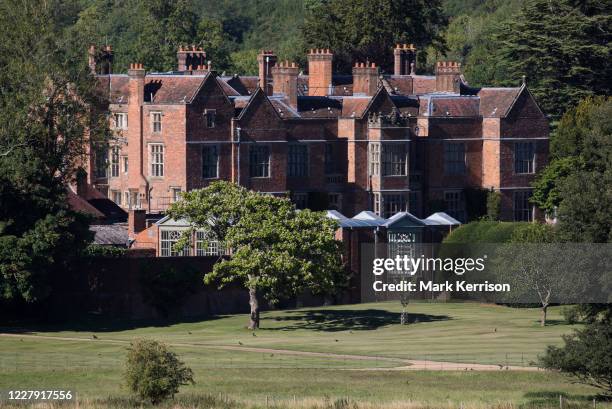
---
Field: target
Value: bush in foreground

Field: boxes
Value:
[124,339,194,404]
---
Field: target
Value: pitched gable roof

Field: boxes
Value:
[477,86,523,118]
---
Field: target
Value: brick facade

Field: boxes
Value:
[89,45,549,227]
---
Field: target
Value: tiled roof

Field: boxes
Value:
[478,87,522,118]
[67,189,105,218]
[216,77,241,96]
[428,96,480,117]
[296,96,342,118]
[145,75,206,103]
[90,224,128,246]
[385,76,413,95]
[340,96,372,118]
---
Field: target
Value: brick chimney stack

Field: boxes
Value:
[307,49,333,96]
[127,63,147,203]
[128,209,147,238]
[352,62,380,96]
[435,61,462,93]
[88,44,114,75]
[272,61,299,109]
[177,45,206,72]
[257,50,277,95]
[393,43,416,76]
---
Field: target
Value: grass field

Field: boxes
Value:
[0,301,608,408]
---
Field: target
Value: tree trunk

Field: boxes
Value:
[248,286,259,330]
[541,305,547,327]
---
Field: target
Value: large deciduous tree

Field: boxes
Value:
[301,0,448,73]
[0,0,109,303]
[531,97,612,242]
[168,181,345,329]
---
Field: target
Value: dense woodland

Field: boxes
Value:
[0,0,610,303]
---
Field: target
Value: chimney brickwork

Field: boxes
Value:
[352,62,380,96]
[257,50,277,95]
[307,49,333,96]
[272,61,299,109]
[393,43,416,76]
[435,61,462,93]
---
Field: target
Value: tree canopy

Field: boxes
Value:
[302,0,448,73]
[0,0,108,303]
[168,181,345,329]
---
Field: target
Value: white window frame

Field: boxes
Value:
[151,112,162,133]
[382,143,408,176]
[111,190,121,205]
[110,146,120,178]
[122,156,128,174]
[369,142,380,176]
[113,112,128,130]
[171,187,182,203]
[514,142,535,174]
[373,192,381,216]
[195,230,221,256]
[150,144,164,177]
[160,229,190,257]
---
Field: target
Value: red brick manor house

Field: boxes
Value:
[84,44,548,227]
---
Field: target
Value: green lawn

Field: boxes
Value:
[0,302,607,407]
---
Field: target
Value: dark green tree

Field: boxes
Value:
[532,97,612,242]
[301,0,448,73]
[0,0,108,303]
[491,0,611,120]
[541,323,612,398]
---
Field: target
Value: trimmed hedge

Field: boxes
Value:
[443,221,531,244]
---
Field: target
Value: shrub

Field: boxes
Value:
[443,221,529,244]
[124,339,194,404]
[562,306,580,324]
[541,323,612,398]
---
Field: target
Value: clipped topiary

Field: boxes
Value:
[124,338,194,404]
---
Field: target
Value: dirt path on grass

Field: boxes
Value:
[0,332,540,372]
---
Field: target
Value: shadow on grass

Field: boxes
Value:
[262,309,450,332]
[521,391,604,408]
[0,313,230,335]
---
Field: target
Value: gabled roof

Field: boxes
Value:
[353,211,385,222]
[382,212,426,228]
[423,212,461,226]
[477,86,523,118]
[427,95,481,117]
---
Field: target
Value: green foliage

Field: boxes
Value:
[530,157,579,214]
[124,339,195,404]
[443,221,528,244]
[140,266,201,317]
[509,223,556,243]
[489,0,612,120]
[168,181,345,328]
[534,97,612,242]
[84,244,127,258]
[485,189,501,221]
[561,306,580,325]
[0,0,106,303]
[540,323,612,398]
[302,0,448,73]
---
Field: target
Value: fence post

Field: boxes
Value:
[559,394,563,409]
